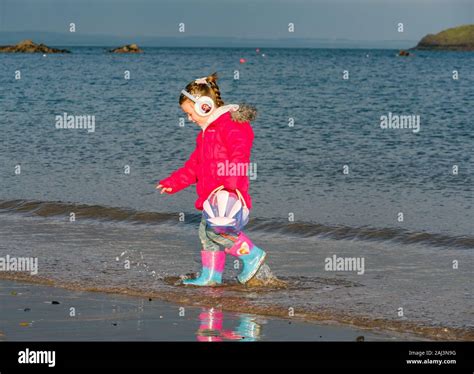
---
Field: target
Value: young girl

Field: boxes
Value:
[156,72,267,286]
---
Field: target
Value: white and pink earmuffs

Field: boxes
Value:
[181,77,215,116]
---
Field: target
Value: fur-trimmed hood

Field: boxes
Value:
[204,103,257,127]
[230,103,257,123]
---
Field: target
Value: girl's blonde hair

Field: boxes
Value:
[179,72,224,108]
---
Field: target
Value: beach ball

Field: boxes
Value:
[239,58,247,64]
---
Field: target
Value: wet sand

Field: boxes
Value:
[0,280,413,341]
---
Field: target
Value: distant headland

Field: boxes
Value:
[413,24,474,51]
[0,39,70,53]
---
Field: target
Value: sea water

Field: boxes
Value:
[0,47,473,339]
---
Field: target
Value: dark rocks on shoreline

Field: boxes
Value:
[109,44,143,53]
[413,24,474,51]
[0,40,70,53]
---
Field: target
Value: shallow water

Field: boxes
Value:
[0,211,472,340]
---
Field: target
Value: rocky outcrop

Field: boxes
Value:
[0,40,70,53]
[110,44,143,53]
[413,24,474,51]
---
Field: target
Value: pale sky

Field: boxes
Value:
[0,0,472,41]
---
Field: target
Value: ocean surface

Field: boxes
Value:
[0,47,473,339]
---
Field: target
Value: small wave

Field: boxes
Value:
[250,218,474,249]
[1,198,473,249]
[0,199,201,224]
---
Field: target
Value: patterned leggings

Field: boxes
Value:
[199,215,239,251]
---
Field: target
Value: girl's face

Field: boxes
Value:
[181,100,212,127]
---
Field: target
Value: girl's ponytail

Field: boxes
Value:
[205,72,224,107]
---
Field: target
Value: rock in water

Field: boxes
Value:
[0,40,70,53]
[413,24,474,51]
[110,44,143,53]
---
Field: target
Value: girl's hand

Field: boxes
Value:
[156,184,173,194]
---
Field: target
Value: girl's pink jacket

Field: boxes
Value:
[159,104,257,211]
